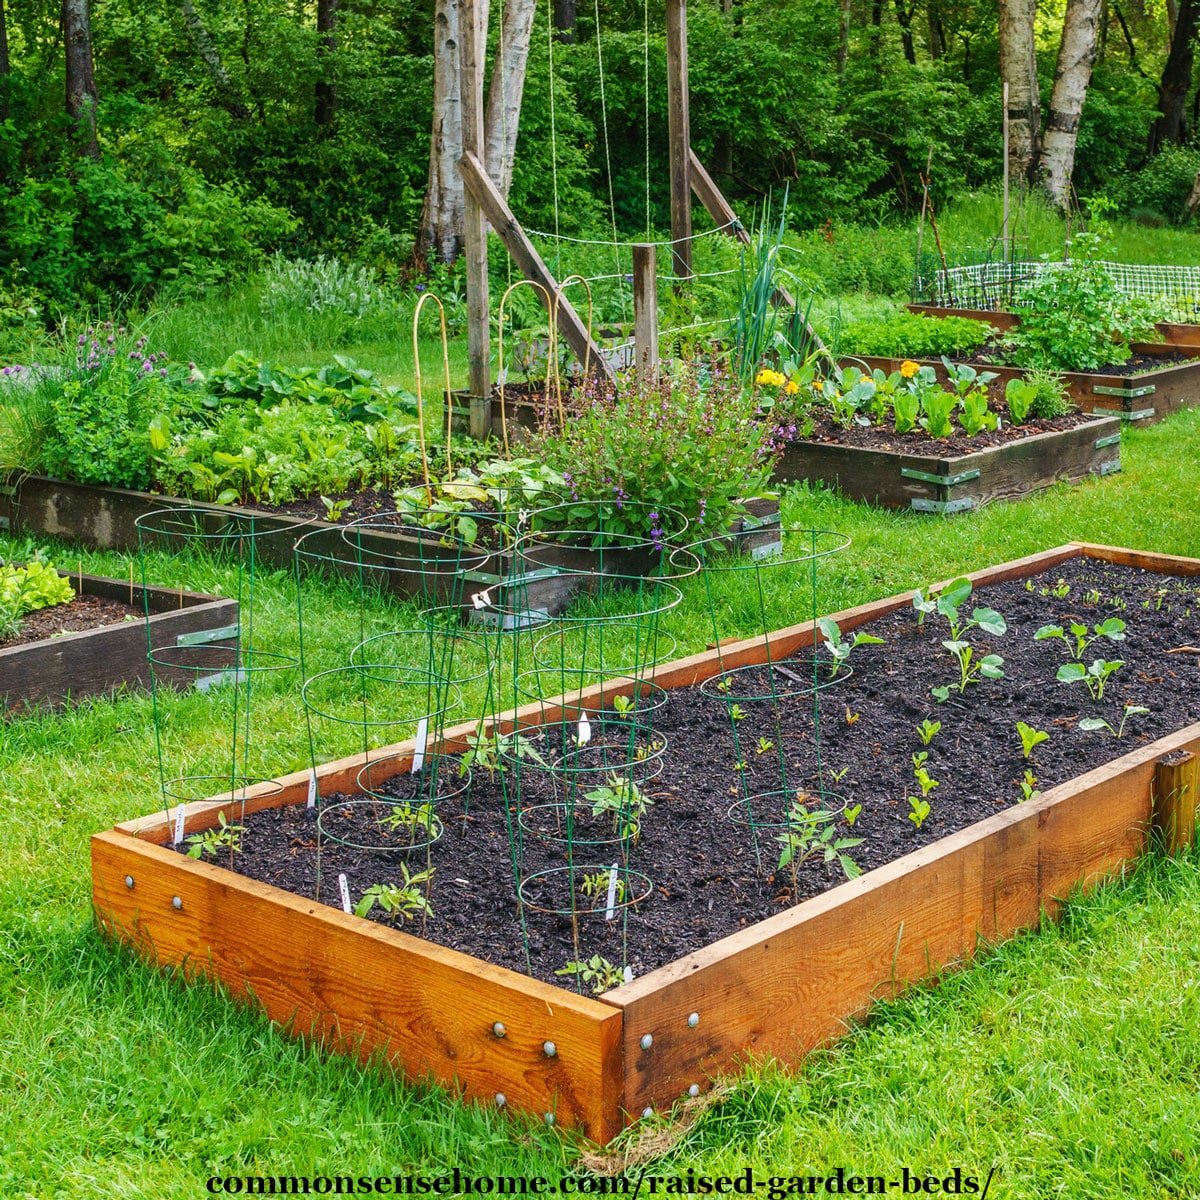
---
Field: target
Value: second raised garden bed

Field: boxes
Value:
[1,568,238,712]
[92,541,1200,1140]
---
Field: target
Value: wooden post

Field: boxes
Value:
[459,152,615,386]
[459,0,491,439]
[665,0,692,284]
[1153,750,1198,855]
[632,244,658,389]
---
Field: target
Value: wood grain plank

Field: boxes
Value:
[92,831,625,1140]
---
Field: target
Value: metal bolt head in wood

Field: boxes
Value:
[543,1040,557,1058]
[492,1022,506,1038]
[642,1106,654,1119]
[640,1034,653,1050]
[687,1011,699,1028]
[544,1112,555,1126]
[495,1093,506,1108]
[124,875,134,889]
[688,1084,701,1098]
[171,896,182,910]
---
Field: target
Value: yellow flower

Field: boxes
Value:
[755,368,786,388]
[784,379,800,395]
[900,360,920,379]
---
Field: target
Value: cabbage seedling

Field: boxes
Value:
[1016,721,1049,759]
[1057,658,1124,701]
[1034,617,1125,661]
[1078,704,1149,739]
[817,617,885,677]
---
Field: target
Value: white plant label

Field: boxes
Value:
[306,770,318,809]
[604,862,620,921]
[471,588,492,611]
[411,718,429,774]
[577,712,592,746]
[338,873,352,913]
[173,805,186,846]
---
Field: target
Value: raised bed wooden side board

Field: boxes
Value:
[773,416,1121,513]
[848,348,1200,423]
[0,474,780,617]
[907,303,1200,349]
[2,571,238,712]
[91,543,1200,1142]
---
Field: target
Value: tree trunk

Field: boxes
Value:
[1,0,10,120]
[893,0,917,63]
[553,0,575,43]
[484,0,536,198]
[837,0,851,72]
[999,0,1041,184]
[1038,0,1103,207]
[1148,0,1198,149]
[928,0,946,60]
[179,0,251,120]
[418,0,465,263]
[315,0,337,126]
[63,0,100,158]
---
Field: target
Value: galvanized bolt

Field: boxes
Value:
[544,1112,555,1126]
[687,1012,700,1028]
[543,1040,557,1058]
[492,1022,507,1038]
[124,875,134,889]
[495,1093,507,1108]
[688,1084,701,1098]
[642,1107,654,1119]
[640,1034,653,1051]
[171,896,183,910]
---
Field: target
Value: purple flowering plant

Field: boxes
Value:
[532,359,784,542]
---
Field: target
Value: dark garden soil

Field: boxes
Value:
[0,594,140,649]
[194,557,1200,988]
[962,346,1196,375]
[796,408,1097,457]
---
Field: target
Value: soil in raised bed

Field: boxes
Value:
[963,346,1196,376]
[0,594,140,650]
[795,407,1097,457]
[189,558,1200,988]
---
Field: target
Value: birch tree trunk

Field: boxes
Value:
[418,0,465,262]
[484,0,536,198]
[63,0,100,158]
[999,0,1041,183]
[179,0,250,120]
[1038,0,1103,206]
[1148,0,1197,149]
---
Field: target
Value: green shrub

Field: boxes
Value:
[1024,368,1072,419]
[836,312,995,358]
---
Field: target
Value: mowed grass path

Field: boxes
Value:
[2,408,1199,1198]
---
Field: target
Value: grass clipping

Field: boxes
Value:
[576,1084,733,1175]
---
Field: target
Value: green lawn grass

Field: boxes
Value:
[2,409,1200,1197]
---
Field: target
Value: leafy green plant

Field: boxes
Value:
[755,737,775,755]
[458,728,547,779]
[0,559,76,639]
[1079,704,1149,738]
[1024,368,1072,419]
[844,803,862,826]
[907,796,932,830]
[611,694,636,718]
[958,390,997,436]
[817,617,885,676]
[1016,722,1050,758]
[1057,658,1125,701]
[911,752,939,797]
[1017,770,1039,802]
[579,870,626,907]
[775,799,862,885]
[378,802,437,840]
[353,864,435,922]
[916,718,942,746]
[1005,378,1038,425]
[729,704,748,722]
[1034,618,1126,660]
[586,775,653,842]
[555,955,626,995]
[1008,232,1158,371]
[892,389,920,434]
[184,811,244,860]
[918,390,957,439]
[836,312,994,359]
[933,641,1005,700]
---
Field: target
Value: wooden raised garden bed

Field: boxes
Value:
[0,473,780,617]
[2,569,238,712]
[92,542,1200,1141]
[850,335,1200,424]
[907,303,1200,349]
[772,414,1121,513]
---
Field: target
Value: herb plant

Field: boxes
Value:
[775,800,862,885]
[184,811,245,859]
[586,775,653,842]
[555,955,626,995]
[353,864,435,922]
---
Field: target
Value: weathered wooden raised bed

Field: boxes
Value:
[772,415,1121,513]
[91,542,1200,1141]
[2,570,237,712]
[0,473,780,617]
[907,303,1200,349]
[848,335,1200,424]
